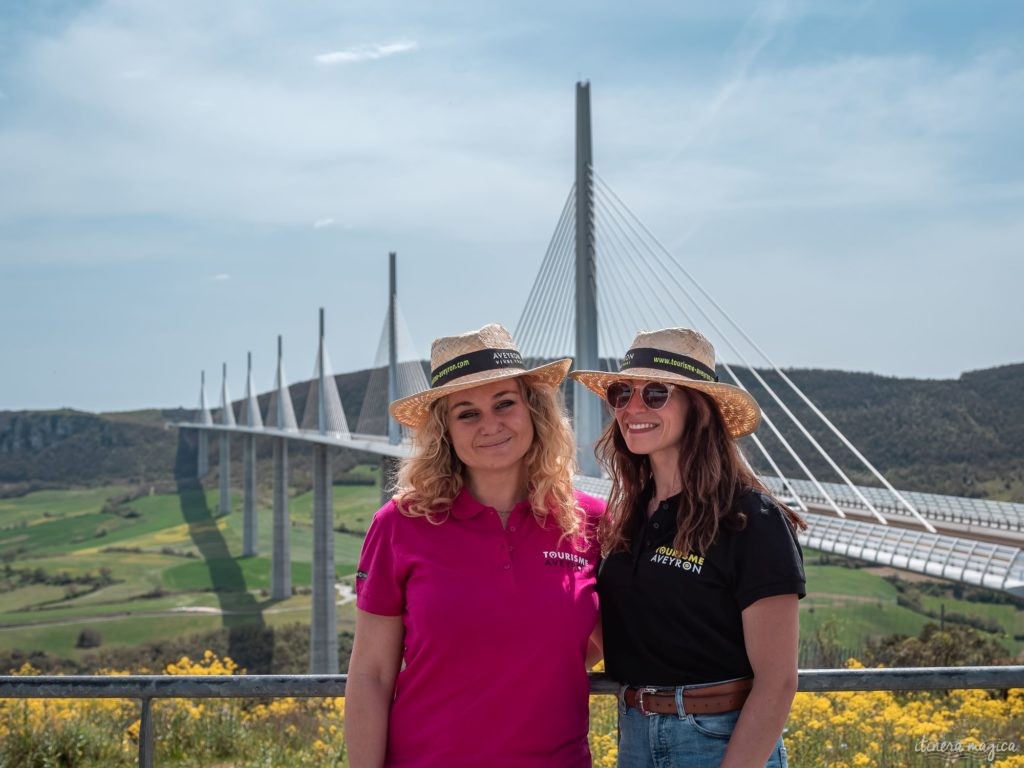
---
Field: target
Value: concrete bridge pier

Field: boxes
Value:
[271,437,291,599]
[242,435,258,556]
[310,443,338,673]
[197,432,209,477]
[218,436,231,514]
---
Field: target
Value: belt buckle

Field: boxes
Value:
[636,686,658,717]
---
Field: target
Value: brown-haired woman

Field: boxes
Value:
[572,327,806,768]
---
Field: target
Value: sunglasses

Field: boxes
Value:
[605,381,674,410]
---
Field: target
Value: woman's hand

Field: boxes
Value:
[586,619,604,669]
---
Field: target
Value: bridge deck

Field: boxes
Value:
[177,423,1024,596]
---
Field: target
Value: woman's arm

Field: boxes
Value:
[586,618,604,669]
[345,609,405,768]
[720,594,800,768]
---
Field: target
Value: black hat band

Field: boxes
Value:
[430,348,525,388]
[620,347,719,383]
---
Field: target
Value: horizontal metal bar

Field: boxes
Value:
[2,668,1023,700]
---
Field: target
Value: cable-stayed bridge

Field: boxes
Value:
[176,82,1024,672]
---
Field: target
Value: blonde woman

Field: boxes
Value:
[572,328,806,768]
[346,324,604,768]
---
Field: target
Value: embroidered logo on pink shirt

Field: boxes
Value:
[542,551,588,570]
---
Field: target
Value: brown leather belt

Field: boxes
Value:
[622,678,753,716]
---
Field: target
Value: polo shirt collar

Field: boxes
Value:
[631,490,682,554]
[451,487,533,520]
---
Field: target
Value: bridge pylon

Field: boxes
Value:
[196,371,213,477]
[574,81,601,477]
[381,252,402,504]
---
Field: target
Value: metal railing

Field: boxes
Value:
[2,667,1023,768]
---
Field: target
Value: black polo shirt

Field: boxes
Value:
[597,488,805,686]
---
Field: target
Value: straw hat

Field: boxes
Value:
[570,328,761,438]
[389,324,571,428]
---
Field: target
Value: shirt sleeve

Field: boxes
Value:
[733,495,806,611]
[354,501,406,617]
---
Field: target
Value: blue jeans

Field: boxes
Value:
[617,690,788,768]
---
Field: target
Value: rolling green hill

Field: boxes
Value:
[2,362,1022,502]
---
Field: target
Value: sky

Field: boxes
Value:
[1,0,1023,413]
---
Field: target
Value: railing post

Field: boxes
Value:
[138,697,154,768]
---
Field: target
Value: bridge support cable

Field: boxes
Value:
[514,188,574,361]
[747,432,809,513]
[597,180,841,515]
[593,173,931,532]
[731,362,884,523]
[390,303,429,440]
[196,371,213,477]
[752,409,844,517]
[768,366,932,529]
[596,177,842,514]
[593,254,642,370]
[357,261,428,443]
[217,363,235,515]
[355,319,391,438]
[241,351,263,557]
[595,184,827,514]
[595,182,836,514]
[515,188,576,367]
[270,335,297,601]
[532,236,578,366]
[593,175,895,528]
[594,198,666,348]
[300,309,350,437]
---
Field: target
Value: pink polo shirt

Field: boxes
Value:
[355,488,604,768]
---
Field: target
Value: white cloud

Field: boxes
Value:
[315,40,417,65]
[313,217,335,229]
[208,273,230,281]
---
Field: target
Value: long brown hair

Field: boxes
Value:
[597,386,806,557]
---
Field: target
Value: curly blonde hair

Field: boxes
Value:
[393,377,584,542]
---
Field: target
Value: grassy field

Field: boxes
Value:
[799,558,1024,657]
[0,469,379,659]
[1,475,1021,666]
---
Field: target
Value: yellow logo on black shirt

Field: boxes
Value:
[650,546,704,574]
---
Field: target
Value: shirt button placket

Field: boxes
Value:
[502,516,519,573]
